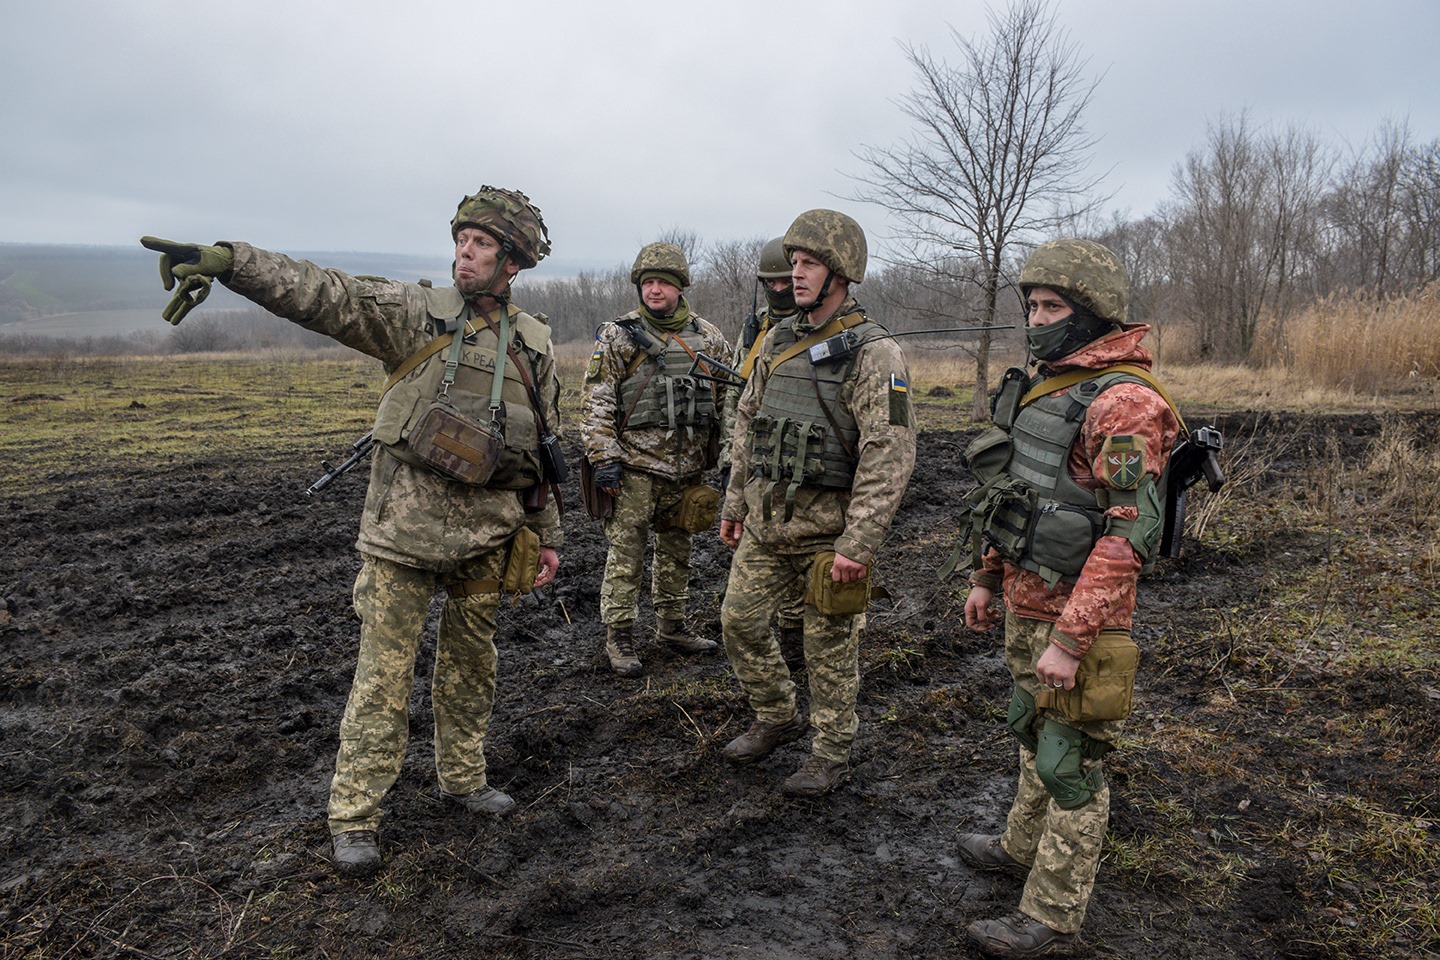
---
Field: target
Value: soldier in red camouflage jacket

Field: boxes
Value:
[959,238,1181,957]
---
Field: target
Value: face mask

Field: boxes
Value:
[764,284,797,315]
[1026,311,1114,362]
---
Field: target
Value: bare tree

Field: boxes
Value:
[850,0,1106,419]
[1164,113,1331,359]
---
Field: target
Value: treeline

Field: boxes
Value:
[1096,115,1440,363]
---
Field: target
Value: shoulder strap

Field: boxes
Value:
[1021,363,1187,433]
[381,334,451,397]
[768,311,869,371]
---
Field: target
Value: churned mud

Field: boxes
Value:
[2,413,1437,958]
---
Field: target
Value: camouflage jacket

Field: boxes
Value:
[722,299,916,566]
[719,305,800,468]
[580,308,730,481]
[973,325,1180,657]
[223,243,563,571]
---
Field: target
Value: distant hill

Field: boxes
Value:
[0,243,452,330]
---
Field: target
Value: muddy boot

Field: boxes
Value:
[605,625,643,677]
[965,912,1078,957]
[777,624,805,669]
[444,786,517,816]
[780,754,849,797]
[331,829,380,878]
[722,714,807,763]
[957,832,1030,878]
[657,616,717,654]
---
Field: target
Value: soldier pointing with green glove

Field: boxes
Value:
[141,186,565,879]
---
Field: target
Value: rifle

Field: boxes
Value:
[1160,425,1225,558]
[306,432,375,496]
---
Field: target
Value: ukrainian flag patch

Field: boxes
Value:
[585,342,603,380]
[889,373,911,426]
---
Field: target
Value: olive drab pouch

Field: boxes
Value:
[502,526,542,595]
[1036,630,1140,722]
[658,484,721,534]
[804,550,871,616]
[408,401,503,486]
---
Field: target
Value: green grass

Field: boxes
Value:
[0,355,379,494]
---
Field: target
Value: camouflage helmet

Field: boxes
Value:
[757,236,791,279]
[783,209,866,284]
[450,186,551,269]
[629,241,691,289]
[1018,238,1128,324]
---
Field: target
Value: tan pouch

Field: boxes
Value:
[804,550,871,616]
[409,402,503,486]
[1038,630,1140,722]
[502,526,541,595]
[659,484,721,533]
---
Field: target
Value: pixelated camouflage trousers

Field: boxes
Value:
[720,532,861,762]
[599,469,696,625]
[327,550,506,835]
[999,613,1125,934]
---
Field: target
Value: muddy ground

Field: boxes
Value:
[2,411,1437,959]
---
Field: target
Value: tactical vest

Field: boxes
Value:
[748,312,883,519]
[967,368,1163,587]
[373,286,549,490]
[616,317,717,434]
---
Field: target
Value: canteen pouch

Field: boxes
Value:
[804,550,870,616]
[658,484,721,533]
[1036,630,1140,722]
[502,526,541,595]
[409,402,503,486]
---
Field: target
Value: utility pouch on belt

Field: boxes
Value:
[578,455,614,520]
[1036,630,1140,722]
[805,550,870,616]
[502,526,541,595]
[409,402,503,486]
[658,484,720,533]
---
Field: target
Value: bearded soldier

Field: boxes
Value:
[959,238,1181,956]
[719,237,806,668]
[140,186,563,879]
[581,242,731,677]
[718,209,916,798]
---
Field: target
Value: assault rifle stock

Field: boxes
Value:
[306,432,375,496]
[1160,425,1225,558]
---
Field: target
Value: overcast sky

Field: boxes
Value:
[4,0,1438,277]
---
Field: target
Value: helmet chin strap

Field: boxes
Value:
[802,268,837,315]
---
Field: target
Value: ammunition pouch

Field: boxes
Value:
[578,455,614,520]
[408,402,503,487]
[1036,630,1140,723]
[1035,718,1109,809]
[658,483,720,534]
[804,550,870,616]
[1006,686,1039,752]
[502,526,542,595]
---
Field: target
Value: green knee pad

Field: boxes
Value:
[1035,719,1106,809]
[1006,686,1039,752]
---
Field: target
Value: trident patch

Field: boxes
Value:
[1100,434,1146,489]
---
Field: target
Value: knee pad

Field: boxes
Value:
[1006,686,1039,752]
[1035,719,1106,809]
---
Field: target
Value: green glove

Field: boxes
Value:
[139,236,234,325]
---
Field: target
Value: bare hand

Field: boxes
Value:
[1036,643,1081,691]
[964,586,998,631]
[720,519,742,549]
[533,547,560,589]
[830,552,867,583]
